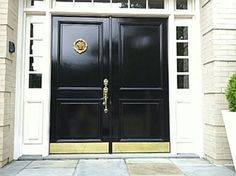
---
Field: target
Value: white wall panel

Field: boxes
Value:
[176,102,193,142]
[23,101,43,144]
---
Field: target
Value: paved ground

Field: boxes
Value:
[0,158,235,176]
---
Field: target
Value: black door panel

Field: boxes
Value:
[51,16,169,150]
[51,17,110,142]
[112,18,169,142]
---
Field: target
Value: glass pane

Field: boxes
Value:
[55,0,73,7]
[177,42,188,56]
[29,57,42,72]
[177,59,189,72]
[30,40,33,54]
[176,0,188,9]
[130,0,146,8]
[29,74,42,88]
[75,0,91,2]
[27,0,44,7]
[112,0,128,8]
[177,75,189,89]
[94,0,110,2]
[149,0,164,9]
[75,0,92,7]
[94,0,111,8]
[30,40,43,56]
[29,57,34,71]
[56,0,73,1]
[176,26,188,40]
[30,23,44,39]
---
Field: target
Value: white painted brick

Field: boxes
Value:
[201,0,236,165]
[0,0,18,167]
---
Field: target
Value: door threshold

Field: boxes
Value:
[18,153,199,160]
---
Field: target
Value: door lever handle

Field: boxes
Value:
[102,79,109,113]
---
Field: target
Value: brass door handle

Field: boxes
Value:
[102,78,109,113]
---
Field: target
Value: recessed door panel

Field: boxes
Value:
[120,24,162,88]
[60,24,101,87]
[119,101,164,139]
[56,102,101,140]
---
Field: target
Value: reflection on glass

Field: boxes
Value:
[177,42,188,56]
[30,23,44,39]
[177,59,189,72]
[176,26,188,40]
[27,0,44,7]
[30,24,33,38]
[56,0,73,6]
[176,0,188,9]
[29,40,43,56]
[29,57,42,72]
[29,57,34,71]
[94,0,110,2]
[30,40,33,54]
[56,0,73,1]
[29,74,42,88]
[148,0,164,9]
[112,0,128,8]
[130,0,146,8]
[75,0,91,2]
[177,75,189,89]
[94,0,111,8]
[75,0,92,7]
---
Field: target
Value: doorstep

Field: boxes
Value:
[19,153,199,160]
[0,158,235,176]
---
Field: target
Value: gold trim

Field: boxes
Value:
[50,143,109,154]
[112,142,170,153]
[73,38,88,54]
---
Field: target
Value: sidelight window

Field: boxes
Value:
[27,21,44,89]
[176,26,189,89]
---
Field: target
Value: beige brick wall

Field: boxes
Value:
[201,0,236,164]
[0,0,18,167]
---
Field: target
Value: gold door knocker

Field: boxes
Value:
[102,79,109,113]
[73,39,88,54]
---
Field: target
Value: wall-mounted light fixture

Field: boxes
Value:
[9,41,15,53]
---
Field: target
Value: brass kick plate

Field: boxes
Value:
[50,143,109,154]
[112,142,170,153]
[50,142,170,154]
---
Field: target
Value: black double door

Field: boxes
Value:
[51,16,169,153]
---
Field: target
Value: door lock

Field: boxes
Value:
[102,79,109,113]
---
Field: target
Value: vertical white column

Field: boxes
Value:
[14,0,25,160]
[168,0,177,155]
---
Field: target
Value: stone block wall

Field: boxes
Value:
[201,0,236,164]
[0,0,18,167]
